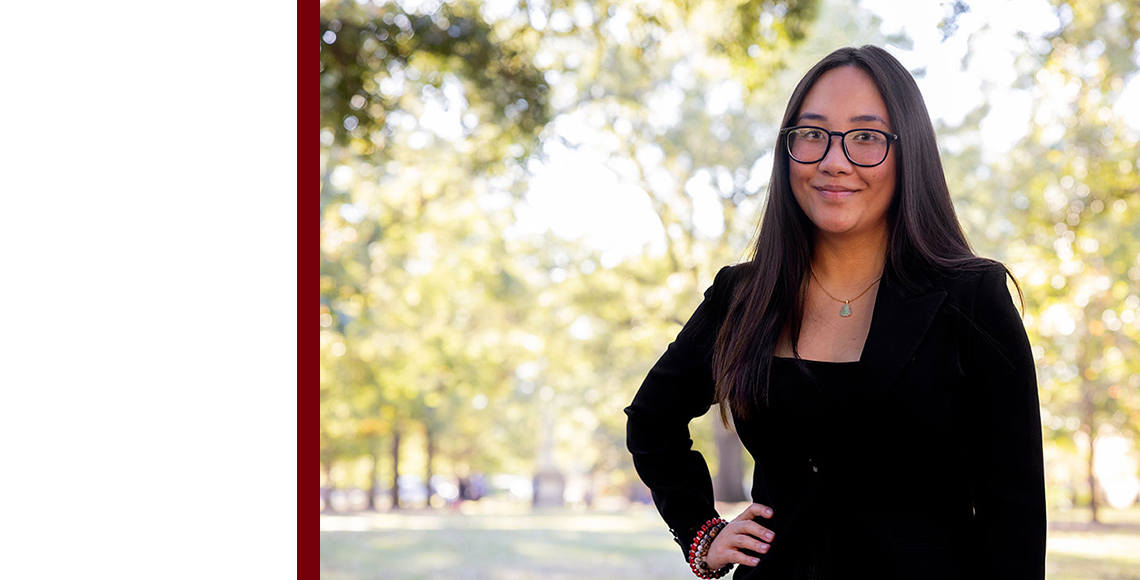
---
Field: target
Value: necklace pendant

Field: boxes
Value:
[839,302,852,317]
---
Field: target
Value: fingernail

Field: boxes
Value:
[764,531,774,541]
[764,507,773,516]
[759,543,769,553]
[752,558,761,565]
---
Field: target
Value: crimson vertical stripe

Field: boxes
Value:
[299,0,315,577]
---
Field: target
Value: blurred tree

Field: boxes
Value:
[1018,0,1140,522]
[952,0,1140,522]
[320,0,552,504]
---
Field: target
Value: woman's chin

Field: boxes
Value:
[812,219,860,236]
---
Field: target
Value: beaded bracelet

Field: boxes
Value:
[687,517,733,579]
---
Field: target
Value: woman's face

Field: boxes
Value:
[788,66,897,239]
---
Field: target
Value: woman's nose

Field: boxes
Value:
[817,135,853,174]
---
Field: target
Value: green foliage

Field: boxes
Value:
[722,0,819,89]
[319,0,823,493]
[320,0,555,485]
[1001,0,1140,445]
[320,1,550,159]
[935,0,1140,517]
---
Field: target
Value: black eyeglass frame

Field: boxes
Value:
[779,125,900,168]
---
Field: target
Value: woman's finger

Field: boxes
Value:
[707,535,767,568]
[727,532,770,555]
[725,548,764,567]
[732,502,774,521]
[730,519,775,542]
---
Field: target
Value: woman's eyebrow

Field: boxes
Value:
[850,114,888,125]
[796,112,888,126]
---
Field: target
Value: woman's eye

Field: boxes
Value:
[851,131,882,143]
[801,129,824,140]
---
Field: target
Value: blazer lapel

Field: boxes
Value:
[859,270,947,397]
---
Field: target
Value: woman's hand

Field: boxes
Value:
[703,503,776,569]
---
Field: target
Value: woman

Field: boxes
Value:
[624,45,1045,579]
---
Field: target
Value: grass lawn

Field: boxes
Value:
[320,502,1140,579]
[1046,506,1140,580]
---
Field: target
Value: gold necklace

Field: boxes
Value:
[810,268,882,318]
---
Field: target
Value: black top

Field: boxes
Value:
[624,263,1047,580]
[738,356,862,579]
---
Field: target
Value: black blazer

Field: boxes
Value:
[625,262,1046,579]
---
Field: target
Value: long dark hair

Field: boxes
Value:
[712,45,1021,421]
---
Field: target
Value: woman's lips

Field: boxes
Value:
[816,187,857,200]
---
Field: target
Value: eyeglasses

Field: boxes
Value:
[779,125,899,167]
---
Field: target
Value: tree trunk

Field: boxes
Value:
[1077,321,1100,524]
[367,438,381,511]
[425,425,435,508]
[1080,386,1099,523]
[680,270,747,503]
[390,429,401,510]
[1086,423,1099,524]
[713,416,747,502]
[321,459,335,513]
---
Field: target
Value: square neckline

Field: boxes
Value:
[773,355,862,365]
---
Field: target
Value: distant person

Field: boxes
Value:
[624,45,1045,579]
[456,476,470,508]
[470,472,485,500]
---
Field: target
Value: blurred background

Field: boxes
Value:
[319,0,1140,577]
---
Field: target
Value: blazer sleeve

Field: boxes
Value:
[624,264,738,555]
[964,266,1047,578]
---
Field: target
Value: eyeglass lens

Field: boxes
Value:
[787,128,890,166]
